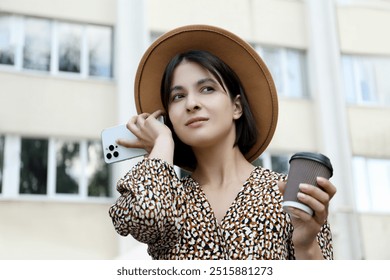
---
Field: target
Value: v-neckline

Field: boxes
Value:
[188,167,258,226]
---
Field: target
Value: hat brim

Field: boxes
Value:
[134,24,278,167]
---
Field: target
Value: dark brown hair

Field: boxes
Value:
[160,50,258,170]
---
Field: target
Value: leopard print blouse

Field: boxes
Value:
[109,158,333,260]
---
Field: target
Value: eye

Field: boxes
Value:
[170,93,185,102]
[201,86,215,93]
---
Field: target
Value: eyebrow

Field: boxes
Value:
[169,78,218,94]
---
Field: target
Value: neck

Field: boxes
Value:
[191,144,253,188]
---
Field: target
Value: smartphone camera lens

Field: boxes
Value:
[109,145,115,151]
[113,151,119,157]
[106,153,112,159]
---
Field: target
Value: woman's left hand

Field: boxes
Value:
[278,177,337,257]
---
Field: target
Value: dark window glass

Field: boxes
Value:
[58,22,82,73]
[271,155,289,174]
[252,157,264,167]
[23,17,51,71]
[19,138,48,194]
[0,135,4,193]
[58,23,82,73]
[56,141,80,194]
[0,14,15,65]
[87,141,110,197]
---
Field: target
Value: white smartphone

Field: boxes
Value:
[101,124,146,164]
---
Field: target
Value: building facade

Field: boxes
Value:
[0,0,389,259]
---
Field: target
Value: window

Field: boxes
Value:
[271,154,290,174]
[0,135,4,193]
[0,13,113,79]
[353,157,390,213]
[342,55,390,106]
[0,136,110,200]
[256,46,309,98]
[87,141,110,197]
[55,140,80,194]
[255,152,292,175]
[23,17,51,71]
[58,22,82,73]
[87,25,113,78]
[53,140,110,197]
[0,14,15,65]
[19,138,49,194]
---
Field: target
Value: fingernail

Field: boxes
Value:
[299,183,308,191]
[317,176,326,183]
[297,192,306,199]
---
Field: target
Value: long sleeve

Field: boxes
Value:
[316,222,334,260]
[108,158,186,250]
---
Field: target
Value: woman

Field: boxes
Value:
[109,25,336,260]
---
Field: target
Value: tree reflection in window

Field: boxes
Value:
[56,141,80,194]
[0,135,4,193]
[271,155,289,175]
[19,138,48,194]
[23,17,51,71]
[88,25,113,78]
[58,22,81,73]
[87,141,110,197]
[0,14,15,65]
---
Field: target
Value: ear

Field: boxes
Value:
[232,95,243,120]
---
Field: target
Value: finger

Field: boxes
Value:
[299,183,330,205]
[277,180,287,195]
[126,119,141,136]
[126,116,138,131]
[287,206,312,222]
[296,191,328,224]
[139,112,150,120]
[297,191,326,215]
[116,138,144,149]
[135,113,149,127]
[150,109,165,119]
[317,177,337,199]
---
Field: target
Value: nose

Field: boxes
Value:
[185,92,201,112]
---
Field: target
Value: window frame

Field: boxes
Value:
[342,54,390,106]
[0,135,111,202]
[0,13,113,80]
[255,45,309,99]
[352,156,390,213]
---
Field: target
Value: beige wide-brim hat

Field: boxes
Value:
[134,24,278,166]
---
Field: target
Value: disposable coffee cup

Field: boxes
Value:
[282,152,333,216]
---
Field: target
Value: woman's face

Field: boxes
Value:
[167,61,242,150]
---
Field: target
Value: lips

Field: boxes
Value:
[185,117,209,126]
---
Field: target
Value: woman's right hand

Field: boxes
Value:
[116,110,175,165]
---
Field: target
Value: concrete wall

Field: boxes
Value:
[337,6,390,55]
[0,0,116,25]
[270,99,318,152]
[148,0,307,48]
[360,213,390,259]
[348,106,390,158]
[0,72,117,139]
[0,200,118,259]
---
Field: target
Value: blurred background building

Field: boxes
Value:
[0,0,389,260]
